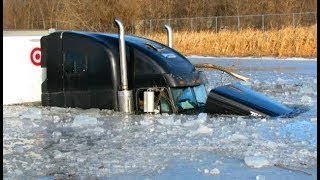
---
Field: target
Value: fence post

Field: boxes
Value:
[131,21,134,34]
[215,17,218,32]
[262,15,265,31]
[292,13,295,27]
[149,20,152,33]
[237,16,240,31]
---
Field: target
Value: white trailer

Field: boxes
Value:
[3,30,50,105]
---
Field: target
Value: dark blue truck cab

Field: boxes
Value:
[40,21,292,117]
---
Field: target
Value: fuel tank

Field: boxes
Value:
[205,83,293,117]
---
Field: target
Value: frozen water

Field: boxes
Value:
[3,58,317,179]
[244,156,271,168]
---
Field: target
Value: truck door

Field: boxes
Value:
[61,33,116,109]
[63,51,88,91]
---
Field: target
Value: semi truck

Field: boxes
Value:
[4,19,293,117]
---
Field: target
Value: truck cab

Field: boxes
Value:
[41,31,208,114]
[41,20,293,117]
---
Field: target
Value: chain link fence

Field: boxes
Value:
[133,12,317,34]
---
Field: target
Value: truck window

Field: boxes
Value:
[64,52,87,74]
[63,51,88,90]
[134,49,160,74]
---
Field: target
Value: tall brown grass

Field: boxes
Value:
[138,25,317,58]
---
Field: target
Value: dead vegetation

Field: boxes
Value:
[3,0,316,32]
[141,25,317,57]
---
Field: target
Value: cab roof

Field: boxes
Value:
[57,31,195,74]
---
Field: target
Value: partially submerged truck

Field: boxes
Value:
[40,19,293,117]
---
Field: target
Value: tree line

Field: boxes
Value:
[3,0,317,32]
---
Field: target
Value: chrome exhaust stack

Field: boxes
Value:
[164,25,173,48]
[115,19,133,113]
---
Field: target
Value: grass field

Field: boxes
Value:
[139,25,317,58]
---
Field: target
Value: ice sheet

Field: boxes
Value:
[3,58,317,179]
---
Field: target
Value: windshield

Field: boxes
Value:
[171,84,207,112]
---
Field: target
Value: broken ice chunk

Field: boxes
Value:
[256,175,266,180]
[194,125,213,135]
[183,113,207,127]
[20,108,42,120]
[310,118,317,122]
[300,95,312,104]
[72,115,98,127]
[244,156,271,168]
[210,168,220,175]
[203,169,209,174]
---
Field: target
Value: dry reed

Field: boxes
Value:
[138,25,317,58]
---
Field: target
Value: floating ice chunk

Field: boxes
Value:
[82,108,102,117]
[210,168,220,175]
[262,141,280,149]
[52,131,62,142]
[299,86,314,95]
[53,116,60,123]
[92,127,105,135]
[228,133,248,141]
[300,95,312,104]
[214,160,223,165]
[256,175,266,180]
[14,169,23,175]
[244,156,271,168]
[239,120,247,127]
[20,108,42,120]
[14,145,25,154]
[72,115,98,127]
[183,113,207,127]
[157,117,181,126]
[194,125,213,135]
[310,118,317,122]
[53,150,63,159]
[298,149,312,156]
[197,113,207,121]
[140,119,154,126]
[204,169,209,174]
[139,115,155,126]
[277,77,286,84]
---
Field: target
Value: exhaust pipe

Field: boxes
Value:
[115,19,129,90]
[164,25,173,48]
[115,19,133,113]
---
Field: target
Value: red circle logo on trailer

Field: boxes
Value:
[30,47,41,66]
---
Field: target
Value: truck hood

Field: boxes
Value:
[204,83,293,117]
